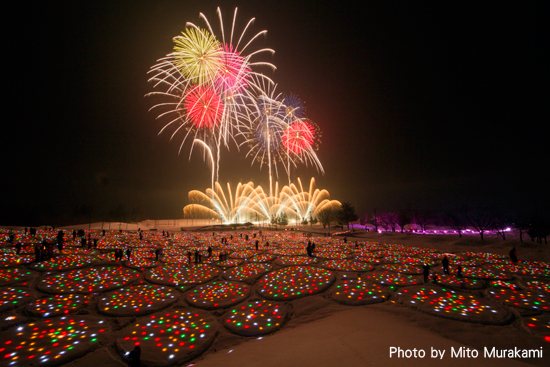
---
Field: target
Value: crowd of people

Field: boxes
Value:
[4,227,522,276]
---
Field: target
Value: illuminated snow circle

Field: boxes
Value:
[29,255,96,272]
[320,259,374,272]
[185,280,250,309]
[26,294,90,318]
[331,277,390,305]
[223,299,288,336]
[98,284,178,316]
[0,316,108,367]
[144,264,219,288]
[397,285,512,324]
[0,268,32,286]
[222,263,272,283]
[0,287,34,312]
[258,266,335,301]
[37,266,140,294]
[116,308,217,366]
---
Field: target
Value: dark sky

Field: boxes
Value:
[3,0,546,225]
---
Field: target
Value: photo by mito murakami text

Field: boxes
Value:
[389,346,544,359]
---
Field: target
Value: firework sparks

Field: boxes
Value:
[282,120,315,154]
[183,85,224,129]
[184,177,341,224]
[147,7,327,191]
[147,7,277,186]
[172,27,222,86]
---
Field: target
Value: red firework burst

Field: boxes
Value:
[184,85,224,129]
[214,45,251,93]
[282,120,316,154]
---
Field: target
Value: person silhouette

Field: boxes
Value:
[442,256,450,275]
[422,264,431,283]
[126,345,141,367]
[509,246,518,264]
[155,248,161,261]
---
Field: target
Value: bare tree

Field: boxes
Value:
[371,209,379,232]
[493,214,510,240]
[466,207,495,241]
[379,212,399,232]
[318,209,335,235]
[337,202,358,230]
[397,210,411,233]
[528,216,550,244]
[411,210,431,233]
[445,209,467,238]
[514,216,530,243]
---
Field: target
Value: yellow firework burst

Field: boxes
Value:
[172,27,222,85]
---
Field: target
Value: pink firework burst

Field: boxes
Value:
[214,45,251,93]
[282,120,316,154]
[184,85,224,129]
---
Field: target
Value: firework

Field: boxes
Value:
[183,177,341,224]
[172,27,222,86]
[184,85,225,129]
[282,119,315,154]
[215,44,251,93]
[147,7,333,191]
[283,93,306,119]
[147,7,276,186]
[239,83,289,194]
[239,88,325,187]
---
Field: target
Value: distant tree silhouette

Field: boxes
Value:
[397,210,411,233]
[445,209,467,238]
[527,216,550,244]
[493,214,511,240]
[318,209,335,234]
[379,212,399,232]
[411,210,431,233]
[278,213,288,226]
[371,209,379,232]
[514,216,531,243]
[466,207,495,241]
[337,202,358,230]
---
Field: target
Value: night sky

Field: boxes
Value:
[3,0,546,226]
